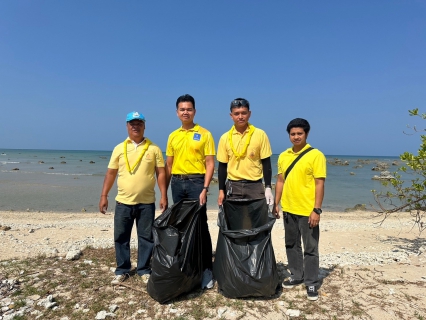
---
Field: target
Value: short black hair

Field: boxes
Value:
[287,118,310,134]
[176,94,195,109]
[230,98,250,111]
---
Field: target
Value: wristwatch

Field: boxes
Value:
[203,186,209,192]
[313,208,322,215]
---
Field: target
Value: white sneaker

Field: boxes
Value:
[111,273,129,285]
[201,269,214,289]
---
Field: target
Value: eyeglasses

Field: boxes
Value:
[230,99,250,108]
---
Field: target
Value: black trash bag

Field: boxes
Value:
[213,198,279,298]
[147,199,208,303]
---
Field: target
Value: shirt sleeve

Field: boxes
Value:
[165,134,174,157]
[259,130,273,159]
[277,153,284,174]
[216,133,229,163]
[108,144,121,169]
[313,152,327,178]
[204,131,216,156]
[155,146,165,168]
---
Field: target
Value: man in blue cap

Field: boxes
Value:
[99,111,168,285]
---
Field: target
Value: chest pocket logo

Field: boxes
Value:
[193,133,201,141]
[144,152,153,162]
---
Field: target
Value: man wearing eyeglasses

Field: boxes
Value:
[166,94,215,289]
[99,111,168,286]
[217,98,274,210]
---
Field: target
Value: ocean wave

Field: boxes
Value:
[43,172,93,176]
[0,161,20,164]
[0,170,92,176]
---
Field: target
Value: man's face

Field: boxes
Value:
[126,120,145,141]
[230,106,251,128]
[289,127,308,147]
[177,101,196,124]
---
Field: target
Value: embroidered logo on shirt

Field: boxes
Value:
[193,133,201,141]
[145,153,151,160]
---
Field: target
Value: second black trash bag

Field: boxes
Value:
[213,198,279,298]
[147,199,209,303]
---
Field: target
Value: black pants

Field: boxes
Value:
[225,180,265,200]
[171,176,212,270]
[284,212,320,287]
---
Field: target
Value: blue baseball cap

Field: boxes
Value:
[126,111,145,122]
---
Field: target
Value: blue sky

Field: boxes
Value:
[1,1,425,156]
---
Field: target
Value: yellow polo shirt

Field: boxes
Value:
[277,143,326,216]
[217,126,272,181]
[166,124,215,174]
[108,137,165,205]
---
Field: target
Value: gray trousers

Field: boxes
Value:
[284,212,320,287]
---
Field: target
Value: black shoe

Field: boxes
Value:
[306,286,318,301]
[282,277,304,289]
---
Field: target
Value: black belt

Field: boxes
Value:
[172,174,205,179]
[228,179,262,184]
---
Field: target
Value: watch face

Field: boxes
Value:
[314,208,322,214]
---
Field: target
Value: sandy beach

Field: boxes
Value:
[1,209,425,319]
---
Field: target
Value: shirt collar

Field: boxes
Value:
[126,137,146,147]
[180,123,200,132]
[288,143,312,155]
[232,125,250,135]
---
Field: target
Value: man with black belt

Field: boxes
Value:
[217,98,274,210]
[166,94,215,289]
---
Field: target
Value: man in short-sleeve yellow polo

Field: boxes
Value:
[217,98,274,209]
[165,94,215,289]
[99,111,168,286]
[274,118,326,301]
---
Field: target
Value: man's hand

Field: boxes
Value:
[99,196,108,214]
[265,187,274,212]
[273,204,280,219]
[199,189,207,206]
[308,211,320,228]
[159,196,168,212]
[217,190,225,206]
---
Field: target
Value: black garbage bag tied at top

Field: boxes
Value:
[213,198,279,298]
[147,199,209,303]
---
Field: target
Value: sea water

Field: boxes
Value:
[0,148,403,213]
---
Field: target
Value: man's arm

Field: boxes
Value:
[261,157,272,187]
[199,155,214,205]
[273,173,284,219]
[165,156,174,188]
[217,161,227,206]
[308,178,325,228]
[99,168,118,214]
[261,157,273,211]
[156,166,168,212]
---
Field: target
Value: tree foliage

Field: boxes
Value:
[372,108,426,233]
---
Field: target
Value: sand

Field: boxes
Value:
[1,209,425,319]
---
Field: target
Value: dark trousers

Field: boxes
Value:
[284,212,320,287]
[114,202,155,276]
[225,180,268,230]
[225,180,265,200]
[171,176,212,270]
